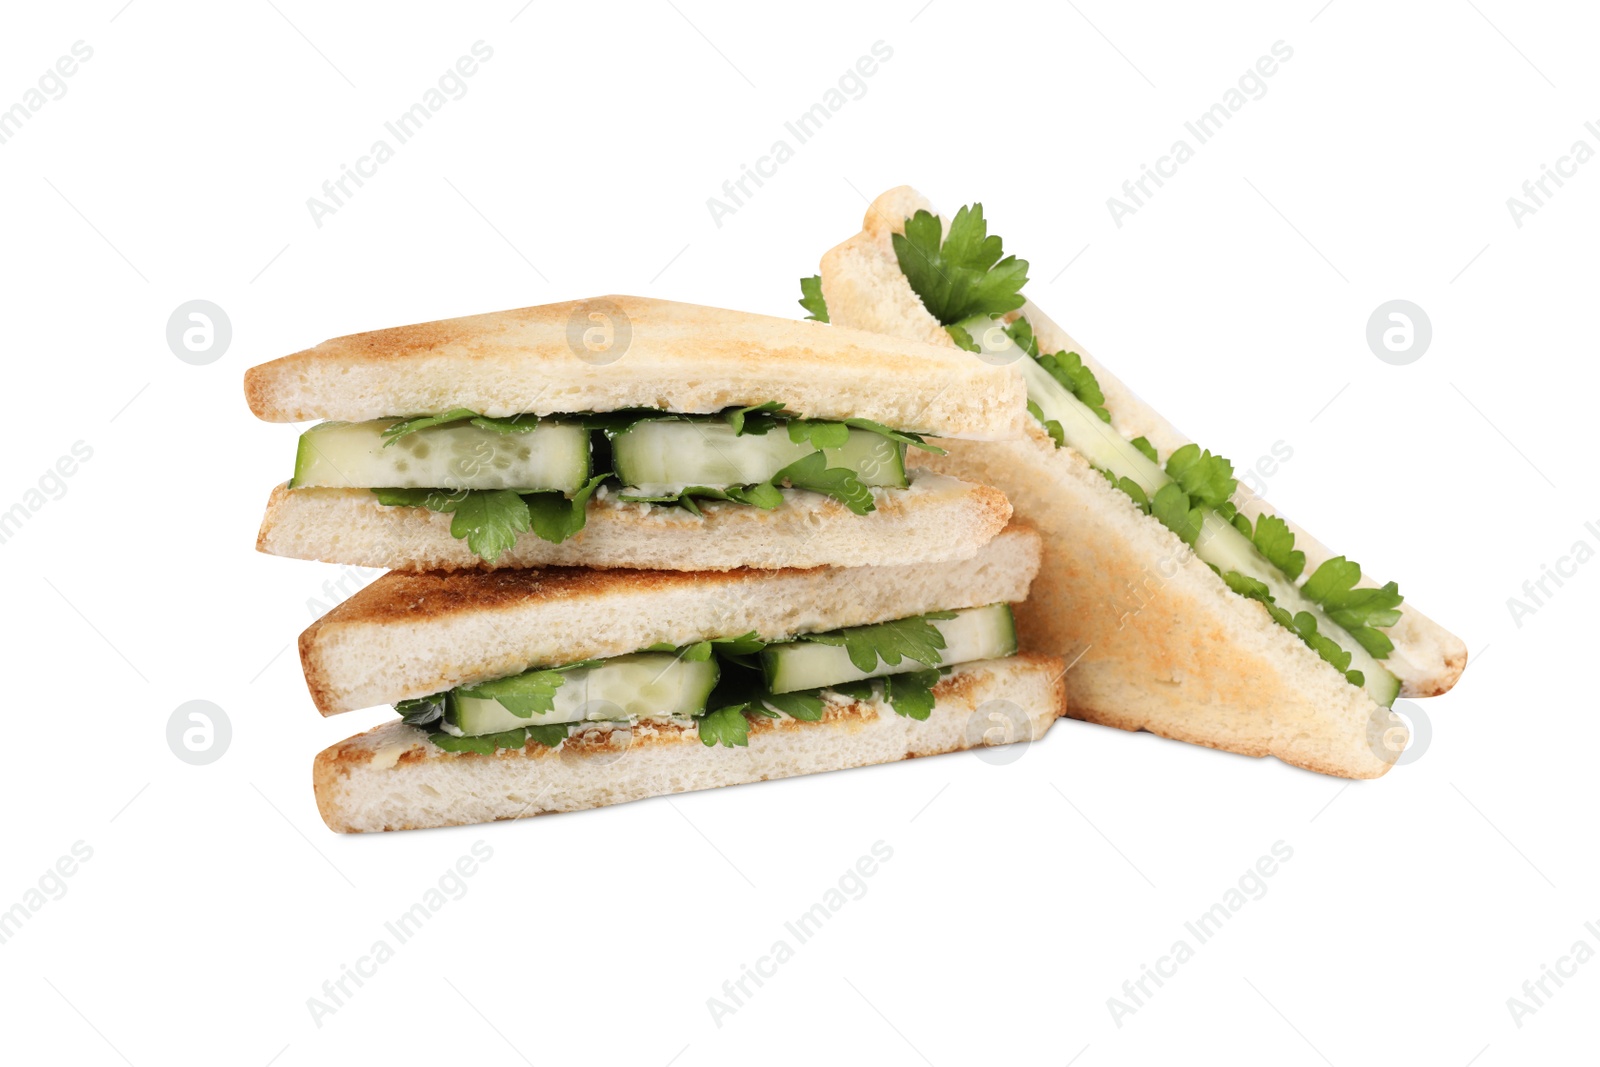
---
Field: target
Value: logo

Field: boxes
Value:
[166,300,232,365]
[1366,300,1431,365]
[566,299,631,366]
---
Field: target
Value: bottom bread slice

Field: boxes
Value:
[313,654,1066,832]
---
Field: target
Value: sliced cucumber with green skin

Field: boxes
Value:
[1196,511,1400,707]
[762,604,1017,695]
[449,653,719,736]
[956,314,1400,707]
[290,419,590,493]
[610,419,906,494]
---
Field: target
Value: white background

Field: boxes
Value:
[0,1,1594,1063]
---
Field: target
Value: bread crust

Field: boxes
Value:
[312,654,1067,832]
[817,186,1469,778]
[298,524,1043,715]
[243,294,1030,439]
[256,470,1011,573]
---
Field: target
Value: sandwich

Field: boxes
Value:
[245,295,1028,572]
[801,187,1467,779]
[305,525,1063,832]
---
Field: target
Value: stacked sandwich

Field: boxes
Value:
[245,296,1067,832]
[800,188,1467,779]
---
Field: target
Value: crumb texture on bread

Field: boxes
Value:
[922,438,1409,779]
[312,655,1065,832]
[244,294,1029,439]
[257,471,1010,574]
[818,186,1468,777]
[299,524,1044,715]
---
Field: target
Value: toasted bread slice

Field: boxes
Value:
[299,524,1043,715]
[257,470,1011,573]
[244,294,1029,438]
[817,187,1468,779]
[312,654,1065,832]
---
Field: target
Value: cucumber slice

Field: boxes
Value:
[610,419,906,493]
[290,419,590,493]
[450,653,719,736]
[1195,512,1400,707]
[957,314,1399,707]
[761,604,1016,695]
[957,315,1167,487]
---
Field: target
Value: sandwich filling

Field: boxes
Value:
[800,203,1405,707]
[391,603,1018,751]
[286,404,942,562]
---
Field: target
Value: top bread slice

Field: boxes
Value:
[819,186,1468,778]
[244,294,1029,439]
[300,524,1042,716]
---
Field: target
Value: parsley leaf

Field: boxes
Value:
[1004,315,1113,426]
[658,632,767,671]
[697,704,751,748]
[371,487,529,561]
[380,410,543,444]
[374,473,605,559]
[457,672,555,718]
[1111,473,1151,513]
[761,690,826,721]
[442,490,529,561]
[772,450,875,514]
[1288,610,1354,676]
[725,402,788,436]
[1301,557,1404,658]
[884,668,942,720]
[1035,351,1110,424]
[1220,570,1272,600]
[429,724,568,754]
[1029,400,1066,448]
[525,472,608,543]
[713,631,768,657]
[526,723,576,746]
[946,324,979,352]
[841,417,944,455]
[1003,316,1040,357]
[1165,444,1237,510]
[395,694,446,726]
[701,658,817,725]
[373,488,531,563]
[1221,571,1368,687]
[1149,483,1204,545]
[1242,513,1306,581]
[798,611,959,673]
[726,482,786,509]
[1301,556,1363,605]
[618,481,786,516]
[892,205,1029,325]
[454,659,604,718]
[584,409,669,435]
[787,419,851,450]
[467,414,542,435]
[381,409,481,444]
[798,275,830,322]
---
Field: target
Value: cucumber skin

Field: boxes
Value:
[447,654,720,736]
[288,425,322,489]
[760,605,1018,695]
[290,419,590,493]
[610,420,907,492]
